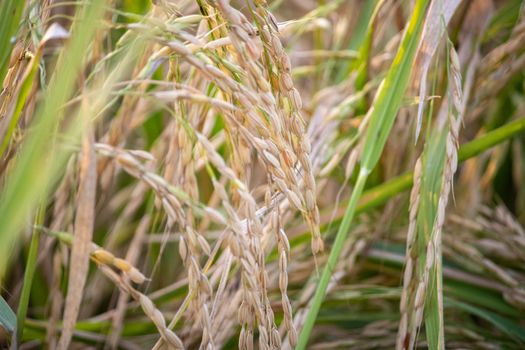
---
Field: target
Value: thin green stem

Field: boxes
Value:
[296,169,369,350]
[458,118,525,161]
[16,207,43,344]
[0,0,25,85]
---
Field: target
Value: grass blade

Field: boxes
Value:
[296,169,368,349]
[15,208,43,345]
[359,0,429,171]
[0,0,25,86]
[446,298,525,342]
[0,296,16,334]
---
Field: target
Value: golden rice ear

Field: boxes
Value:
[91,249,115,265]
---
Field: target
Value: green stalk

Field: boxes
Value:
[0,46,43,158]
[335,0,375,82]
[296,169,368,349]
[458,118,525,161]
[15,207,44,344]
[353,0,385,114]
[296,1,429,348]
[0,0,25,85]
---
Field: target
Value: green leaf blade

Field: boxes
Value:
[0,296,16,333]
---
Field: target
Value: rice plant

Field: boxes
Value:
[1,0,524,349]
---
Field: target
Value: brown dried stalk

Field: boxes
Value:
[57,125,97,350]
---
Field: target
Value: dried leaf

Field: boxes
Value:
[57,126,97,350]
